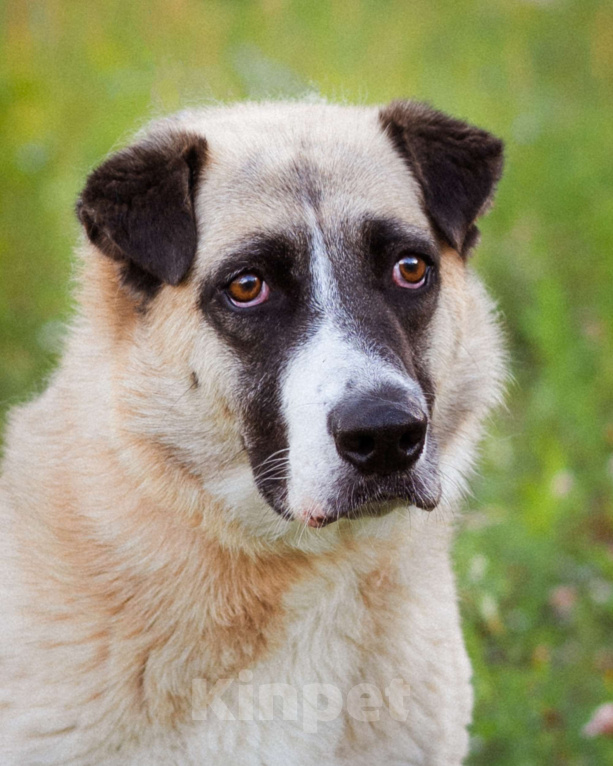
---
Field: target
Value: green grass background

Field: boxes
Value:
[1,1,612,762]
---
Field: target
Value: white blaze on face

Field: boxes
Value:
[281,223,424,522]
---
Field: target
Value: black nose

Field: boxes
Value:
[328,391,427,476]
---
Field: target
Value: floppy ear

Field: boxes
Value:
[76,131,208,290]
[379,101,504,256]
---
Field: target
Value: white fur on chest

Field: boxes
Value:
[0,507,471,766]
[164,516,470,766]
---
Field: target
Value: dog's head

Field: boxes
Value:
[76,101,504,540]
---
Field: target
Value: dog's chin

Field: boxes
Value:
[315,475,441,527]
[302,498,409,528]
[263,470,442,529]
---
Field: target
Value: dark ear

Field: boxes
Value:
[379,101,504,256]
[76,131,208,289]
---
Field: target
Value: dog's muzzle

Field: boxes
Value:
[290,385,439,528]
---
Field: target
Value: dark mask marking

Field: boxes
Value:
[199,215,442,517]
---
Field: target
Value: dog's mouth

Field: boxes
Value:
[268,469,442,529]
[317,473,441,527]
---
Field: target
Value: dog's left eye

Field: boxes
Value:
[392,255,429,289]
[226,273,270,307]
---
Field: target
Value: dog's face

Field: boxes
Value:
[77,101,504,538]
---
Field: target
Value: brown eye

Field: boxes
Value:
[393,255,428,289]
[226,273,270,306]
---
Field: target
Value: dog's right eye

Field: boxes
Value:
[226,272,270,307]
[392,255,429,290]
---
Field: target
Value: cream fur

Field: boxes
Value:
[0,101,505,765]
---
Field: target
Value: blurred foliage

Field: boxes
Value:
[1,0,612,763]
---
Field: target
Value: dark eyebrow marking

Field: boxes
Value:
[206,229,308,285]
[362,217,440,264]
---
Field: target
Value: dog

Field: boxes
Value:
[0,99,505,765]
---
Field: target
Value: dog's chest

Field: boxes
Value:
[175,541,473,766]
